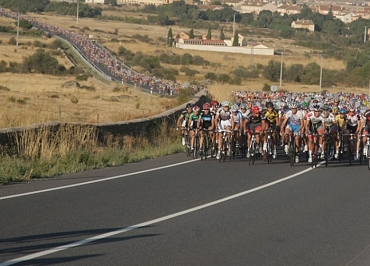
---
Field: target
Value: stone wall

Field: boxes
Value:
[0,91,208,153]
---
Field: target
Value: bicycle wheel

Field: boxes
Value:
[204,135,209,160]
[193,137,198,159]
[348,140,353,166]
[289,144,295,167]
[359,142,364,165]
[219,144,224,163]
[368,157,370,170]
[249,142,254,165]
[185,135,191,157]
[325,138,330,167]
[311,143,317,168]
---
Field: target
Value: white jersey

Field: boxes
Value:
[347,113,360,127]
[322,113,335,127]
[286,110,303,126]
[240,110,250,119]
[305,111,323,124]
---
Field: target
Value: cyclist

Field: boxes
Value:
[361,108,370,157]
[346,107,361,160]
[231,104,243,149]
[262,101,279,159]
[334,108,347,159]
[198,103,215,153]
[176,103,193,145]
[280,102,304,163]
[244,105,263,158]
[305,105,323,163]
[319,105,337,159]
[188,105,201,152]
[215,101,234,159]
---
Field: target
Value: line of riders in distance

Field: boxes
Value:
[176,99,370,164]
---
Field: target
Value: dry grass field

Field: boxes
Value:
[0,12,365,129]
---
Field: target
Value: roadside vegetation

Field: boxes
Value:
[0,120,183,184]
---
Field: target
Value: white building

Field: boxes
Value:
[85,0,106,4]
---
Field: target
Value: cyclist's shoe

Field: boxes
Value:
[295,155,300,163]
[308,156,313,163]
[216,151,220,160]
[303,145,308,152]
[263,142,267,151]
[263,154,266,161]
[182,137,185,145]
[246,151,250,158]
[256,147,260,154]
[318,146,322,154]
[364,149,368,157]
[354,153,359,161]
[284,145,288,154]
[320,152,325,159]
[334,152,339,159]
[191,147,194,152]
[273,149,277,159]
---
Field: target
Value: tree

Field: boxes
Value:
[18,19,32,30]
[220,27,225,40]
[263,60,282,82]
[167,28,173,47]
[106,0,117,5]
[206,28,212,39]
[189,28,194,39]
[232,31,239,46]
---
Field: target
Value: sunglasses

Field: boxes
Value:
[204,108,210,110]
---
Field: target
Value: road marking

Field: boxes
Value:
[0,163,322,266]
[0,159,200,201]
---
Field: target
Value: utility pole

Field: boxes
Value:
[16,13,19,47]
[250,26,254,71]
[279,46,285,87]
[76,0,79,26]
[232,14,235,37]
[319,55,323,92]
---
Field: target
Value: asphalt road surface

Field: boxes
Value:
[1,150,370,266]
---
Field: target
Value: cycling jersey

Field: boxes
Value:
[322,113,335,127]
[180,110,192,127]
[306,111,323,133]
[188,113,199,129]
[285,110,303,133]
[335,114,346,128]
[218,110,231,121]
[248,113,262,124]
[347,114,360,127]
[232,110,243,124]
[240,110,250,119]
[263,110,279,123]
[200,111,214,129]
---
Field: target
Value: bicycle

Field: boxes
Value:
[192,128,200,159]
[364,134,370,170]
[240,129,247,158]
[337,131,345,163]
[322,129,333,167]
[219,130,232,162]
[265,127,275,164]
[248,131,260,165]
[182,127,191,157]
[310,131,320,168]
[343,133,356,166]
[287,132,299,167]
[200,129,211,161]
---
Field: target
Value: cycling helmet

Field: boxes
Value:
[203,103,210,110]
[266,102,274,108]
[231,104,239,112]
[215,103,221,109]
[186,103,193,108]
[221,101,230,107]
[313,105,320,111]
[211,100,218,106]
[289,102,298,109]
[193,106,200,112]
[252,106,260,114]
[301,101,308,108]
[240,103,247,109]
[322,105,331,112]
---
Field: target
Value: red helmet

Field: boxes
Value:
[211,100,218,106]
[203,103,210,110]
[252,106,260,114]
[193,106,200,112]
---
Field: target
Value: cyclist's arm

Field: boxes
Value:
[176,114,183,128]
[197,117,202,129]
[280,116,289,133]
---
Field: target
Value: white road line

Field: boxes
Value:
[0,163,321,266]
[0,159,200,201]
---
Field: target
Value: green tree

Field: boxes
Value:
[22,49,65,75]
[206,28,212,39]
[263,60,282,82]
[18,19,32,30]
[220,27,225,40]
[232,31,239,46]
[167,28,173,47]
[106,0,117,5]
[181,53,193,65]
[189,28,194,39]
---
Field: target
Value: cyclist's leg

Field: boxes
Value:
[189,129,195,150]
[199,129,204,150]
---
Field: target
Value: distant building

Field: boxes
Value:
[335,12,359,23]
[291,19,315,32]
[239,2,277,14]
[85,0,106,3]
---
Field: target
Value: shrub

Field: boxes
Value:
[70,96,79,104]
[9,37,16,45]
[16,99,26,105]
[205,72,217,80]
[76,74,89,81]
[33,40,45,48]
[0,85,10,91]
[216,74,231,83]
[262,83,270,91]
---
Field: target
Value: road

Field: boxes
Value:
[1,151,370,266]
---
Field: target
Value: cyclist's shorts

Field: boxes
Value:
[219,120,231,131]
[265,120,277,130]
[250,122,262,132]
[347,124,357,134]
[181,120,187,127]
[286,123,300,133]
[320,124,337,134]
[308,123,321,135]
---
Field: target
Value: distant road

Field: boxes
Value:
[1,151,370,265]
